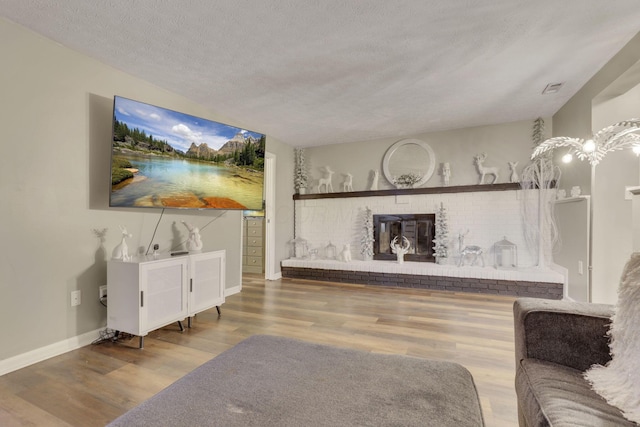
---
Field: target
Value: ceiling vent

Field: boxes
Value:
[542,82,564,94]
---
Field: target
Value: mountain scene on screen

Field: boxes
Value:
[110,97,265,210]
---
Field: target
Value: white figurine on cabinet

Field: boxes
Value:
[182,221,203,252]
[112,225,132,261]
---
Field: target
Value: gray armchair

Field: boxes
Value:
[513,298,637,426]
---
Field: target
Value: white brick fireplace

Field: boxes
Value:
[283,187,565,287]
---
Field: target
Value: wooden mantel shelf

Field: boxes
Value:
[293,182,521,200]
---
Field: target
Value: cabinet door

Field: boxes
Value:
[140,258,188,332]
[189,251,225,315]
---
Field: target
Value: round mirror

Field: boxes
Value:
[382,139,436,188]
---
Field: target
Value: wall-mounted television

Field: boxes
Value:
[110,96,266,210]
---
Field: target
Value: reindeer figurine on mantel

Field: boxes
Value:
[390,236,411,264]
[474,153,499,184]
[317,166,335,193]
[457,229,484,267]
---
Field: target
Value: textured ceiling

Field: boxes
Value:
[1,1,639,147]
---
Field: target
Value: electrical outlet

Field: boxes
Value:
[578,261,584,275]
[71,290,81,306]
[99,285,107,299]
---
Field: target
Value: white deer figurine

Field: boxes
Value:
[390,236,411,264]
[317,166,335,193]
[112,225,133,261]
[343,173,353,192]
[474,153,499,184]
[457,230,484,267]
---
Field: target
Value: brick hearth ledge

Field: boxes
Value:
[281,259,564,299]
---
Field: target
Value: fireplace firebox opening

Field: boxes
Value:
[373,214,436,262]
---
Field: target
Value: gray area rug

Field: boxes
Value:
[107,335,484,426]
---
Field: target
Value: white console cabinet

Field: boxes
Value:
[107,250,225,348]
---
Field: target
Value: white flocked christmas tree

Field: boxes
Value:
[294,148,308,194]
[361,207,375,261]
[433,202,449,263]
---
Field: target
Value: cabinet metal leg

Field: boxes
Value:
[188,316,192,328]
[139,336,144,349]
[216,306,221,316]
[177,320,184,331]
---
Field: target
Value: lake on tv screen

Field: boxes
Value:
[111,154,264,210]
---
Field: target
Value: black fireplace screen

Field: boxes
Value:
[373,214,436,262]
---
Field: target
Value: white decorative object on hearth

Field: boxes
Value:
[340,244,352,262]
[317,166,334,193]
[521,117,560,270]
[494,236,517,269]
[433,202,449,264]
[474,153,499,184]
[289,237,309,259]
[390,236,411,264]
[457,230,484,267]
[360,207,375,261]
[325,241,337,259]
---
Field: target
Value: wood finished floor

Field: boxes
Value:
[0,275,518,426]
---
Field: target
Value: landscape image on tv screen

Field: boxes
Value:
[110,96,265,210]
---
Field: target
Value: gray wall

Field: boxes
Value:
[306,119,551,192]
[552,32,640,304]
[0,17,257,360]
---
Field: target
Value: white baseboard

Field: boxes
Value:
[268,272,282,280]
[0,328,102,376]
[225,284,242,296]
